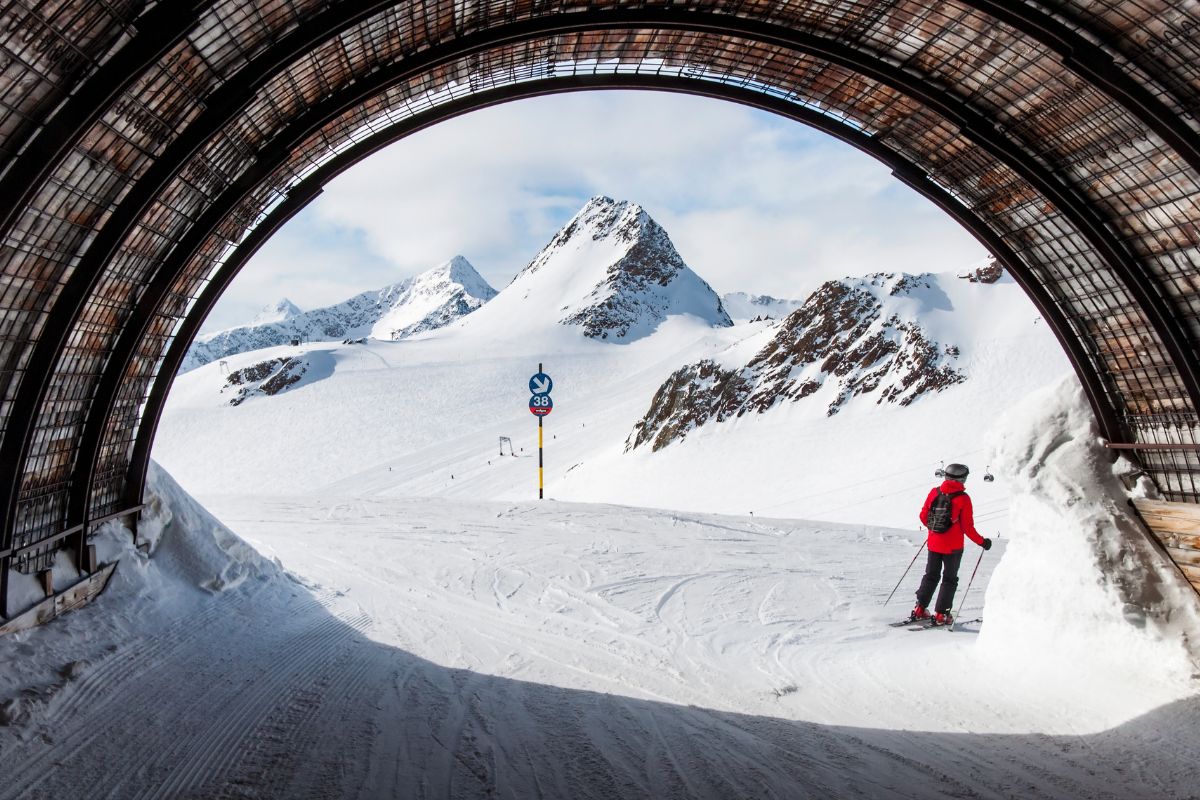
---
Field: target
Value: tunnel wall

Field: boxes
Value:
[0,0,1198,612]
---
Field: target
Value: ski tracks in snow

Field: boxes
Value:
[0,585,387,800]
[5,494,1199,798]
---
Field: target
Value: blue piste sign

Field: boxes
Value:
[529,372,553,395]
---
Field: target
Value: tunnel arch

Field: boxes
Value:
[1,1,1198,613]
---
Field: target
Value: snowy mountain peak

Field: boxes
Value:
[250,298,303,327]
[843,272,936,297]
[499,197,731,341]
[570,195,653,241]
[427,255,496,300]
[183,257,496,371]
[516,196,654,281]
[371,256,497,340]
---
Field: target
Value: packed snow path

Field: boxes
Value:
[2,495,1198,799]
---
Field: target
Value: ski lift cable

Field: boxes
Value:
[754,446,989,512]
[800,478,957,519]
[785,483,1008,529]
[972,496,1010,509]
[970,504,1008,518]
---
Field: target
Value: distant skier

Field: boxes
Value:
[910,463,991,626]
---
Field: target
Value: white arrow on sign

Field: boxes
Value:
[531,376,551,394]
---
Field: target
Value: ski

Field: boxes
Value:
[908,616,982,631]
[888,617,922,627]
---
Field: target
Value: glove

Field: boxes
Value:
[982,538,993,551]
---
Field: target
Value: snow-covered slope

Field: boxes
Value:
[21,227,1200,797]
[15,185,1200,798]
[457,196,731,343]
[3,452,1197,799]
[155,257,1072,537]
[721,291,804,322]
[183,256,496,371]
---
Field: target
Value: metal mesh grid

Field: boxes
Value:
[0,0,1196,571]
[63,18,1200,513]
[769,0,1200,376]
[0,0,313,452]
[0,0,141,169]
[1052,0,1200,124]
[1131,418,1200,502]
[92,24,1196,505]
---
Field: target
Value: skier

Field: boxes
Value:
[910,463,991,626]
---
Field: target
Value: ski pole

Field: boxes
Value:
[883,541,927,606]
[950,549,985,631]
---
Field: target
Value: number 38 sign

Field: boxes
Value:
[528,393,553,416]
[529,369,553,417]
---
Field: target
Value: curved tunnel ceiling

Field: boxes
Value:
[0,1,1198,595]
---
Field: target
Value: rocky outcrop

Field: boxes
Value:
[628,274,966,451]
[625,361,755,452]
[961,261,1003,284]
[224,357,309,406]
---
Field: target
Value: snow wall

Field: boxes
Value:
[7,455,274,614]
[0,462,280,724]
[981,377,1200,679]
[7,461,278,619]
[120,460,279,592]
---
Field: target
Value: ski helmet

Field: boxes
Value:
[944,463,969,480]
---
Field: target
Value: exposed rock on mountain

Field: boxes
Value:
[961,261,1004,284]
[628,273,967,451]
[223,357,309,406]
[507,196,732,341]
[183,256,495,371]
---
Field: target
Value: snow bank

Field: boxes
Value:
[5,461,274,622]
[120,461,278,593]
[980,377,1200,682]
[0,462,281,733]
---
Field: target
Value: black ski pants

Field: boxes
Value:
[915,549,963,614]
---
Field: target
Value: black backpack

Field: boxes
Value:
[926,490,964,533]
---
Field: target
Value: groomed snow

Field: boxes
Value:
[154,268,1070,535]
[1,427,1197,797]
[3,247,1199,796]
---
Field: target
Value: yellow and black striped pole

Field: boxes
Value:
[538,362,544,500]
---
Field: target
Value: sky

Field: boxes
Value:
[200,90,987,332]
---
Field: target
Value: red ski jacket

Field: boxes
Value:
[919,479,986,554]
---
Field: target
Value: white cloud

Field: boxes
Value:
[205,90,985,330]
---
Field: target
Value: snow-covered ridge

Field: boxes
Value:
[248,297,303,327]
[722,292,804,322]
[628,271,969,451]
[183,256,496,371]
[505,196,732,341]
